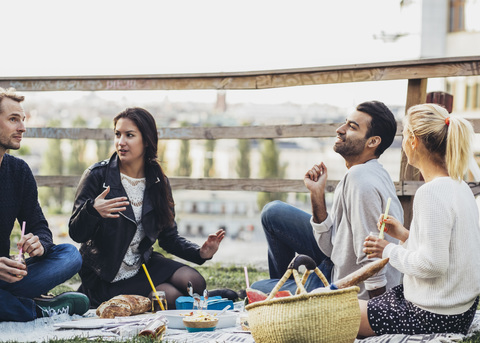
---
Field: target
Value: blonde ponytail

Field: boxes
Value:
[446,116,474,181]
[405,103,474,181]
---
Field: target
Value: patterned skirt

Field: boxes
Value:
[367,284,478,335]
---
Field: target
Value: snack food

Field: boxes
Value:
[96,294,151,318]
[182,311,219,331]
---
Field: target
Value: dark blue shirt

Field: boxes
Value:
[0,154,53,257]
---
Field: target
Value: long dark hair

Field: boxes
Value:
[113,107,174,231]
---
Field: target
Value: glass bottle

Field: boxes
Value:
[139,318,166,338]
[10,253,28,278]
[151,291,167,312]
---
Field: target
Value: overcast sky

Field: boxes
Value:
[3,0,421,107]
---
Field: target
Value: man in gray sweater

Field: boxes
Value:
[251,101,403,300]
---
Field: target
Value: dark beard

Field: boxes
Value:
[333,137,368,157]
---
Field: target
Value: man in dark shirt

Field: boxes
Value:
[0,87,89,322]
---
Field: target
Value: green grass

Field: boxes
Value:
[196,263,268,293]
[466,332,480,343]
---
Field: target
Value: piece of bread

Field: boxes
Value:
[333,258,390,289]
[97,303,132,318]
[96,294,151,318]
[113,295,151,314]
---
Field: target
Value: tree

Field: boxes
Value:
[96,117,113,160]
[38,119,64,212]
[67,116,88,175]
[257,139,288,210]
[176,122,192,176]
[203,139,216,177]
[236,138,251,178]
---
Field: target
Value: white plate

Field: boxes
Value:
[162,310,237,329]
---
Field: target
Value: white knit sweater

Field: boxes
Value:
[383,177,480,315]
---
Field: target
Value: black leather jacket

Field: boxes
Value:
[69,153,206,283]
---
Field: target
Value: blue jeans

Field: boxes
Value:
[0,244,82,322]
[251,201,333,294]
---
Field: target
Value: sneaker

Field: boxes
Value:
[35,292,90,318]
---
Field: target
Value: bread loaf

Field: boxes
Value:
[96,294,151,318]
[97,303,131,318]
[333,257,389,289]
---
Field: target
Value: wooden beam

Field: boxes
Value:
[34,175,428,195]
[22,118,480,140]
[34,176,338,193]
[24,123,341,140]
[2,56,480,92]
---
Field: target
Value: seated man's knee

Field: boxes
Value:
[261,200,291,227]
[261,200,285,221]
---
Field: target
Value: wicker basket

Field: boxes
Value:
[245,255,361,343]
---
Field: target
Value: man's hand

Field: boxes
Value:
[304,162,328,224]
[199,229,225,259]
[304,162,328,193]
[17,233,44,257]
[0,256,27,283]
[94,186,130,218]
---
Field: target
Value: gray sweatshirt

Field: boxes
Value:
[312,159,403,300]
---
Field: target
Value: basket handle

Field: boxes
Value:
[265,255,330,300]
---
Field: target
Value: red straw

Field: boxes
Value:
[19,221,26,254]
[244,266,250,289]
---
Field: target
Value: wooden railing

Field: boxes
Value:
[2,56,480,210]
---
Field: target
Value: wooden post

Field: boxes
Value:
[399,79,427,228]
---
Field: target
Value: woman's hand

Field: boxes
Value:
[199,229,225,259]
[93,186,129,218]
[377,214,409,243]
[17,233,44,257]
[363,235,390,258]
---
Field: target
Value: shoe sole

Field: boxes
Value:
[35,291,90,316]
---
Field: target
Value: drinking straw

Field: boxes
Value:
[18,221,26,255]
[378,197,391,239]
[244,266,250,289]
[142,263,165,311]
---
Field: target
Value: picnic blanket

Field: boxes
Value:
[1,310,479,342]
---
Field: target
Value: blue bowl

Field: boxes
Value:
[185,326,217,332]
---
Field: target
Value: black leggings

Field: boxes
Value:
[79,253,206,309]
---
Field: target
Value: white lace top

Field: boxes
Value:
[112,173,147,282]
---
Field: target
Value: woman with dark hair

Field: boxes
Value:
[69,107,225,309]
[360,103,480,336]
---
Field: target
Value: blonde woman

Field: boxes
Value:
[359,103,480,336]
